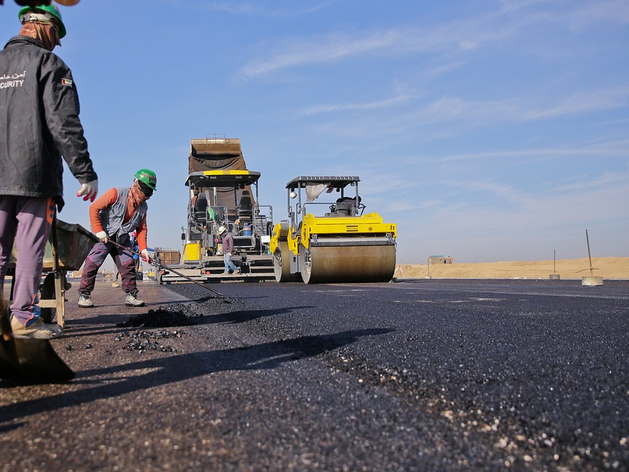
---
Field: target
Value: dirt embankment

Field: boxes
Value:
[395,257,629,280]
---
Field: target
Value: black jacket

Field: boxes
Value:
[0,36,97,206]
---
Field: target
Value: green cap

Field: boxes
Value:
[134,169,157,191]
[19,4,66,39]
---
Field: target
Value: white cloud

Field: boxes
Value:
[296,91,419,117]
[206,1,336,18]
[522,85,629,120]
[427,140,629,165]
[459,40,480,51]
[566,0,629,30]
[392,85,629,130]
[237,0,580,79]
[286,83,629,148]
[239,30,404,79]
[554,170,629,192]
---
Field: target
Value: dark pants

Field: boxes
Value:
[79,238,138,296]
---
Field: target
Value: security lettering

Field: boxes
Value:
[0,71,26,89]
[0,80,24,89]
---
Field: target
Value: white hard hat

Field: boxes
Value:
[218,226,226,234]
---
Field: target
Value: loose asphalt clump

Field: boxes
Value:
[113,302,217,352]
[117,303,201,328]
[116,329,184,353]
[111,294,246,352]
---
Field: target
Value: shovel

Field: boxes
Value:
[0,291,74,382]
[109,240,227,299]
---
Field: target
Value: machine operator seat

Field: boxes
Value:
[334,196,361,216]
[195,194,208,222]
[238,190,253,220]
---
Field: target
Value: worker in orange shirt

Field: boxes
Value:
[77,169,156,308]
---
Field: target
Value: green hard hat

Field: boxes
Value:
[134,169,158,191]
[19,4,66,39]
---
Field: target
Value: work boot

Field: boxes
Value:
[125,292,145,307]
[78,293,94,308]
[11,316,62,339]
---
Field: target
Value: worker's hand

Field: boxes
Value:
[141,249,152,264]
[77,180,98,202]
[95,231,109,243]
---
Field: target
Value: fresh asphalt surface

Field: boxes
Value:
[1,278,628,471]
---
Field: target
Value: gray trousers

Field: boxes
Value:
[0,196,53,325]
[79,238,138,296]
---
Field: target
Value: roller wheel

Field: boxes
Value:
[274,242,301,282]
[299,247,313,284]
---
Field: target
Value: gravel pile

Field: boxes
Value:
[117,303,204,328]
[116,329,185,352]
[113,302,206,352]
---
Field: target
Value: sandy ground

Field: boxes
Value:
[395,257,629,280]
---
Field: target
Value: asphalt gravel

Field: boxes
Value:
[1,278,627,472]
[166,279,629,471]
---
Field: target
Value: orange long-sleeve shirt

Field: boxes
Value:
[89,188,148,252]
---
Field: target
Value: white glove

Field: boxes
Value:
[141,249,152,264]
[226,253,232,257]
[77,180,98,202]
[95,231,109,243]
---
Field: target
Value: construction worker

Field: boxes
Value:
[218,226,239,274]
[0,3,98,339]
[77,170,156,308]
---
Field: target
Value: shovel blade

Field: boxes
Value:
[0,334,23,379]
[1,292,74,383]
[0,294,22,379]
[13,337,75,382]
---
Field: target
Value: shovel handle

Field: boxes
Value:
[108,240,226,298]
[1,291,11,341]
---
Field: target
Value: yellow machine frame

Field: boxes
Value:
[270,176,397,284]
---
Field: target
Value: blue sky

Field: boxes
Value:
[2,0,628,264]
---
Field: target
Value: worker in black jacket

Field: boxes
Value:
[0,3,98,339]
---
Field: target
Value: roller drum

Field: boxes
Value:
[274,241,302,282]
[300,244,396,284]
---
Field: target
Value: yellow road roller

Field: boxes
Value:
[269,176,397,284]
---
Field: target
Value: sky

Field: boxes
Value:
[1,0,628,264]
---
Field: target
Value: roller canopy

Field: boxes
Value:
[285,176,360,189]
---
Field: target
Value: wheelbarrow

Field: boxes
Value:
[1,217,97,382]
